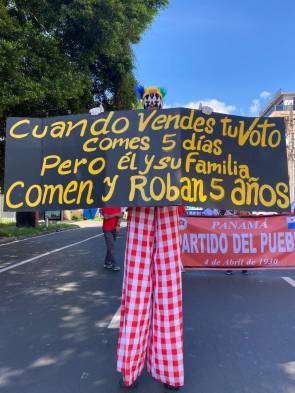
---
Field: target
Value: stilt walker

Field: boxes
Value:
[117,86,184,390]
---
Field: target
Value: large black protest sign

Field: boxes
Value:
[4,108,290,211]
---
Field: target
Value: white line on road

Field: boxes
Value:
[108,307,121,329]
[0,227,81,248]
[0,234,103,274]
[282,277,295,288]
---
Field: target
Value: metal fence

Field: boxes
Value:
[0,194,15,223]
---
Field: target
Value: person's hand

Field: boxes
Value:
[89,104,104,116]
[198,102,213,115]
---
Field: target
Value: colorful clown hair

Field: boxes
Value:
[135,85,167,100]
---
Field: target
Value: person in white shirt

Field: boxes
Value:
[202,208,219,216]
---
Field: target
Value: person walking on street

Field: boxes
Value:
[101,207,122,271]
[89,106,122,272]
[117,88,213,390]
[117,87,184,390]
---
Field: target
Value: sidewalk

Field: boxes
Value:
[63,219,103,228]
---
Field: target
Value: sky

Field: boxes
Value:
[133,0,295,116]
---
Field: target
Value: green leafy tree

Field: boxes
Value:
[0,0,168,196]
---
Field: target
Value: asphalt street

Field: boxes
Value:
[0,226,295,393]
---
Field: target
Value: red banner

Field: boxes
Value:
[180,214,295,269]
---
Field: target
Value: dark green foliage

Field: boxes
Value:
[0,0,169,190]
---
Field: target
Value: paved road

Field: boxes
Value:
[0,227,295,393]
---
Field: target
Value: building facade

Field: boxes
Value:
[260,90,295,204]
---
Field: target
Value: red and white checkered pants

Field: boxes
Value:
[117,206,184,387]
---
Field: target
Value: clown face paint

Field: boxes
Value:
[143,92,163,109]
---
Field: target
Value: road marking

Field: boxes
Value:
[282,277,295,288]
[0,227,82,248]
[108,307,121,329]
[0,234,103,274]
